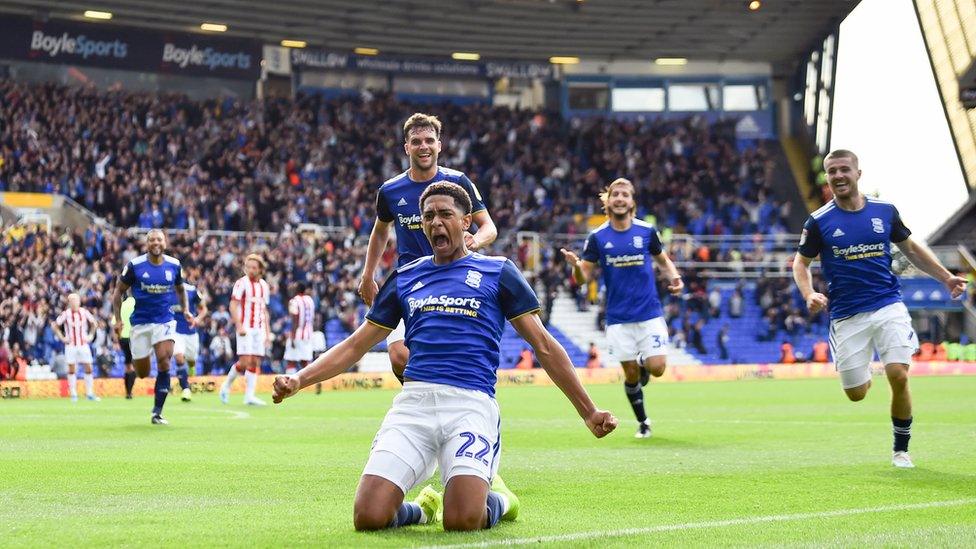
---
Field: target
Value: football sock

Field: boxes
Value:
[244,370,258,399]
[84,373,94,396]
[67,371,77,397]
[176,364,190,390]
[153,370,170,415]
[485,491,508,529]
[124,370,136,396]
[624,381,647,423]
[893,416,912,452]
[389,502,423,528]
[223,365,240,390]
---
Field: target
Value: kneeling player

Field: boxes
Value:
[273,182,617,531]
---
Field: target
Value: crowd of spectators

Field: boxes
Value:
[0,223,386,376]
[0,79,804,375]
[1,80,791,237]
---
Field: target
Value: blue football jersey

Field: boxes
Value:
[171,284,200,335]
[375,167,488,266]
[366,253,540,396]
[797,198,911,319]
[581,219,665,325]
[120,254,183,326]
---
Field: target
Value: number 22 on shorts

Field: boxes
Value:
[455,431,491,465]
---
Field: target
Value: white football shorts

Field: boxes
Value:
[606,316,670,362]
[130,321,177,360]
[173,332,200,362]
[283,338,313,362]
[829,302,918,389]
[236,328,266,357]
[362,382,501,494]
[64,344,93,365]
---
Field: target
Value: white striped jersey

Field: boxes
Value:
[288,294,315,340]
[231,276,271,330]
[55,308,97,346]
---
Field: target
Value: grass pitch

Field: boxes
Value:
[2,376,975,547]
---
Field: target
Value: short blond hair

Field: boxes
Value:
[599,178,636,216]
[403,113,442,140]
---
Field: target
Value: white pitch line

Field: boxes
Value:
[188,407,251,420]
[422,498,976,548]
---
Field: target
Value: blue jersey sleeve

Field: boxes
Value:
[797,216,823,258]
[647,227,664,256]
[375,187,394,223]
[458,174,487,214]
[890,205,911,243]
[120,262,136,286]
[581,233,600,263]
[365,271,402,330]
[499,260,541,320]
[174,265,183,286]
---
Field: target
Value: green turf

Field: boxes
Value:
[2,376,975,547]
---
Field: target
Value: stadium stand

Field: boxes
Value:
[0,79,835,373]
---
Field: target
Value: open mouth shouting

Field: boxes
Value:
[431,231,450,250]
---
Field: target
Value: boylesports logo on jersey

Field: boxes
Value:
[831,242,886,260]
[407,294,482,317]
[140,282,173,294]
[605,253,645,267]
[397,212,422,230]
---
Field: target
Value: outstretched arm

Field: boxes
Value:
[560,248,597,285]
[272,321,390,402]
[894,238,967,298]
[510,312,617,438]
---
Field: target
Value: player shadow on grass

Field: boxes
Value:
[872,468,976,499]
[625,436,703,448]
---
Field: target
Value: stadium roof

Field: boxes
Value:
[1,0,860,72]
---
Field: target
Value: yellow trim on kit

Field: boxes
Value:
[366,318,396,331]
[506,308,541,322]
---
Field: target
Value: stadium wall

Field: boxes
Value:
[3,362,976,400]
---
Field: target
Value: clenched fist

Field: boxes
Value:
[584,409,618,438]
[272,374,301,404]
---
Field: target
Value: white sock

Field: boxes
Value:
[497,493,511,516]
[84,373,94,396]
[68,371,77,397]
[418,507,429,524]
[244,370,257,399]
[223,366,240,390]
